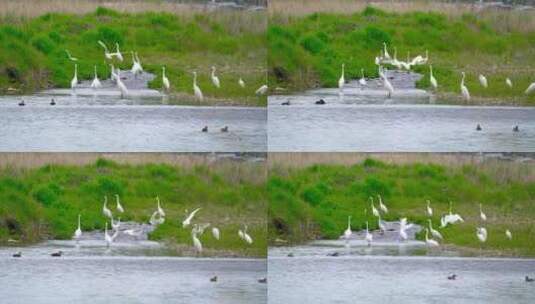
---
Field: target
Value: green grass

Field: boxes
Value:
[0,158,267,257]
[269,6,535,105]
[268,158,535,257]
[0,7,267,106]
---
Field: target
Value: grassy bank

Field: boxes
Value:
[0,7,267,106]
[0,158,267,257]
[269,5,535,105]
[268,157,535,257]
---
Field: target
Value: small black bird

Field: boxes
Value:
[202,126,208,132]
[287,253,294,257]
[327,252,340,257]
[447,274,457,280]
[50,251,63,257]
[258,277,267,284]
[315,99,326,105]
[12,251,22,258]
[281,100,290,106]
[210,276,218,282]
[221,126,229,133]
[50,98,56,106]
[513,125,519,132]
[18,100,25,106]
[476,124,482,131]
[526,276,534,282]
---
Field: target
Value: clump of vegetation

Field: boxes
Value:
[0,8,267,106]
[269,7,535,105]
[268,158,535,257]
[0,159,267,257]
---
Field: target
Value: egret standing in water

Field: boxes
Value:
[382,69,394,98]
[365,220,373,246]
[73,214,82,243]
[71,64,78,91]
[425,228,440,247]
[359,68,367,86]
[91,66,102,89]
[343,216,352,245]
[338,63,345,94]
[104,222,113,248]
[429,65,438,90]
[162,67,170,92]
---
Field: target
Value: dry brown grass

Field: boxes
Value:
[269,0,535,32]
[0,0,267,33]
[0,152,267,184]
[268,152,535,182]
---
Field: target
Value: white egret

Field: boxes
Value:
[115,194,124,213]
[131,52,143,78]
[193,71,204,101]
[428,219,443,240]
[506,78,513,88]
[156,196,165,217]
[182,208,201,228]
[238,77,245,88]
[242,225,253,244]
[429,65,438,90]
[476,227,487,243]
[255,84,268,95]
[525,82,535,94]
[104,222,113,247]
[91,65,102,89]
[149,210,165,226]
[370,197,380,217]
[124,228,144,237]
[343,216,352,243]
[479,203,487,222]
[115,69,128,98]
[425,228,440,247]
[211,66,220,88]
[505,229,512,240]
[440,201,464,227]
[365,221,373,246]
[98,40,113,60]
[359,68,367,86]
[461,72,471,101]
[338,63,345,92]
[212,227,220,240]
[238,229,245,240]
[65,49,78,61]
[426,200,433,217]
[114,43,123,62]
[478,74,488,88]
[391,47,401,69]
[73,214,82,242]
[70,64,78,91]
[383,42,391,60]
[109,64,116,81]
[399,218,409,241]
[378,195,388,214]
[382,69,394,98]
[102,196,112,219]
[135,52,143,72]
[192,226,203,253]
[111,217,121,231]
[377,215,386,234]
[162,67,170,92]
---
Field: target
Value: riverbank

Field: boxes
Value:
[0,156,267,257]
[268,154,535,257]
[0,7,267,106]
[268,4,535,106]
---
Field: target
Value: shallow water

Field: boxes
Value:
[0,95,266,152]
[268,255,535,304]
[268,102,535,152]
[0,243,266,304]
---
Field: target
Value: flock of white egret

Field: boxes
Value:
[336,42,535,100]
[342,195,514,250]
[65,41,268,99]
[71,194,254,255]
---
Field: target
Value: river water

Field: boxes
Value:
[268,244,535,304]
[0,241,266,304]
[0,94,266,152]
